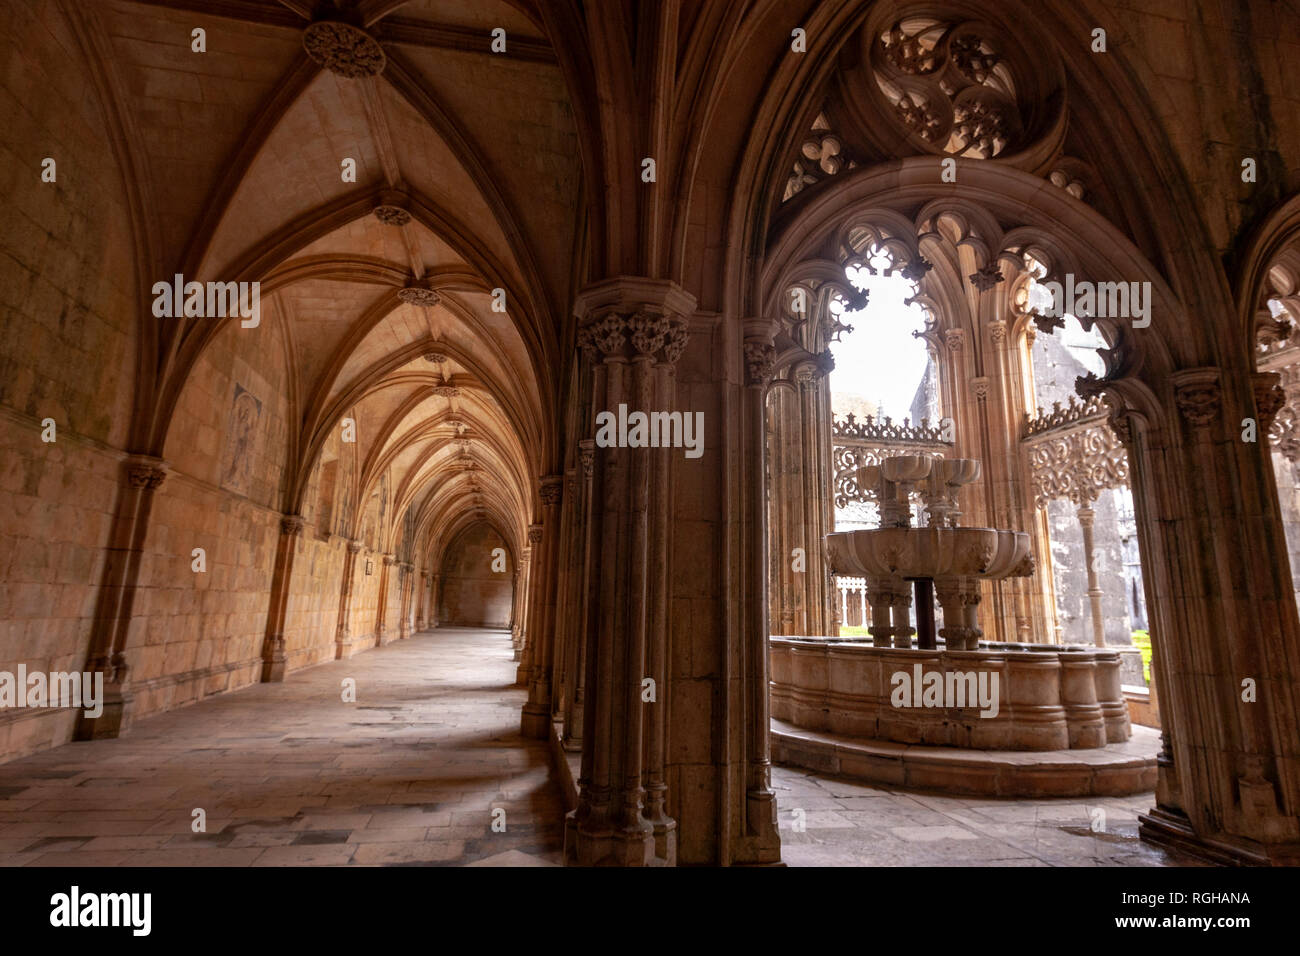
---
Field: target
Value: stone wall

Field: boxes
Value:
[0,2,140,761]
[438,522,513,627]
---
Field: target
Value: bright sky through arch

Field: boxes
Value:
[827,265,932,421]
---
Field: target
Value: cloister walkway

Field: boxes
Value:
[0,627,564,866]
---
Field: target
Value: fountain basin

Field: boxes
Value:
[827,526,1032,579]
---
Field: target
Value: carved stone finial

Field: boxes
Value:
[303,20,386,78]
[969,263,1005,292]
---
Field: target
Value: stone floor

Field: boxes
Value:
[0,626,1204,867]
[773,765,1205,866]
[0,627,564,866]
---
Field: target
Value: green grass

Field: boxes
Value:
[838,626,870,637]
[1131,629,1152,683]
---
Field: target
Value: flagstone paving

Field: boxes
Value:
[0,625,1203,867]
[0,627,564,866]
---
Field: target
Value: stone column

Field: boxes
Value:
[522,477,563,737]
[76,454,168,740]
[415,570,428,631]
[1076,504,1106,647]
[334,540,363,659]
[515,530,542,686]
[739,333,780,861]
[428,572,440,630]
[566,277,694,867]
[375,554,396,646]
[552,469,580,725]
[563,441,596,753]
[260,514,304,682]
[794,361,832,635]
[399,562,414,640]
[511,550,530,661]
[1095,370,1300,862]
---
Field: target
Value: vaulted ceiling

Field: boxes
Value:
[86,0,583,559]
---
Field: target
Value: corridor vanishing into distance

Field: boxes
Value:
[3,0,1300,887]
[0,629,564,867]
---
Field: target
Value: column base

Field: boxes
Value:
[260,657,287,682]
[734,788,783,864]
[564,809,658,866]
[335,637,362,659]
[1139,806,1300,866]
[514,663,531,686]
[520,703,549,739]
[73,687,132,741]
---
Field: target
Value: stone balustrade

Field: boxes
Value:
[770,637,1131,750]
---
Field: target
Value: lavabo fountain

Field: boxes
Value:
[826,454,1034,650]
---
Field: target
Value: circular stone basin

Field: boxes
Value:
[828,526,1031,579]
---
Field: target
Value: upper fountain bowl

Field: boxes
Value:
[827,526,1033,580]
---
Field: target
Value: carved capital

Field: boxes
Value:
[944,329,965,352]
[971,376,991,402]
[1253,371,1286,432]
[539,475,563,507]
[124,455,167,491]
[988,320,1007,344]
[280,514,305,536]
[1172,368,1222,430]
[573,278,697,367]
[744,341,776,387]
[527,524,543,546]
[578,439,595,478]
[382,554,397,567]
[347,540,363,555]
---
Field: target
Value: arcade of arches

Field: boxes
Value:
[2,0,1300,867]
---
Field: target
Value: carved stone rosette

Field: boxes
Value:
[302,20,386,78]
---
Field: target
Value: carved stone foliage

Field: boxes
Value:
[373,204,411,227]
[398,286,440,307]
[302,21,386,78]
[125,456,167,490]
[577,310,690,367]
[1024,415,1129,508]
[783,114,858,202]
[1024,394,1107,436]
[872,18,1023,159]
[833,412,948,444]
[1262,359,1300,461]
[744,342,776,386]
